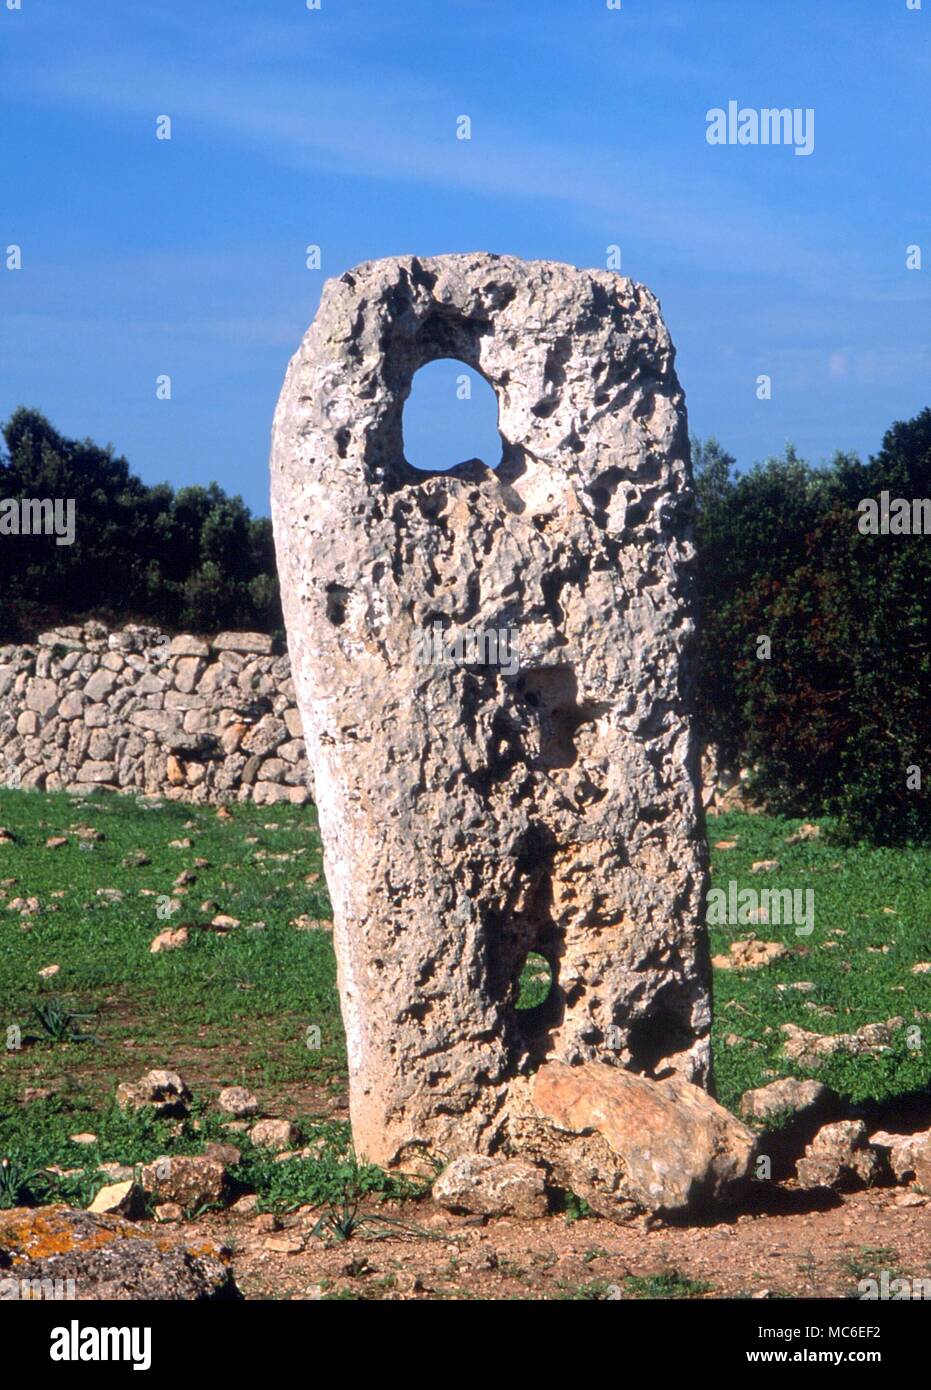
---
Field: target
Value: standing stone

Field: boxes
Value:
[271,253,710,1172]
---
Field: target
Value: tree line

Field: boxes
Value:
[2,403,928,842]
[0,408,280,642]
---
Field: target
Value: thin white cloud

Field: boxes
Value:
[10,49,841,285]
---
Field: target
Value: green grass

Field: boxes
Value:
[0,788,340,1080]
[708,811,931,1113]
[516,950,553,1010]
[0,788,360,1209]
[838,1246,901,1283]
[622,1270,714,1299]
[558,1270,713,1300]
[1,789,929,1214]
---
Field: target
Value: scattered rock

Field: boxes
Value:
[123,851,151,868]
[10,896,37,918]
[210,914,240,931]
[264,1234,304,1255]
[87,1181,144,1219]
[140,1154,228,1209]
[154,1202,184,1222]
[71,825,103,842]
[203,1142,242,1168]
[251,1213,279,1234]
[45,836,68,850]
[218,1086,259,1118]
[115,1069,191,1118]
[738,1078,838,1178]
[96,1163,134,1183]
[751,860,781,874]
[786,823,820,844]
[512,1060,754,1219]
[150,926,190,954]
[249,1119,299,1152]
[795,1120,882,1192]
[230,1194,258,1215]
[290,915,331,931]
[869,1130,931,1190]
[712,937,788,971]
[739,1078,834,1125]
[781,1019,903,1066]
[894,1190,928,1208]
[432,1155,549,1219]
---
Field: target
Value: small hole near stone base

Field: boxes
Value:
[516,951,553,1011]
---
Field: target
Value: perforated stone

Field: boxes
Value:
[271,253,711,1170]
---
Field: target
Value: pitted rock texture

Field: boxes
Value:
[431,1154,549,1219]
[0,624,311,804]
[0,1205,237,1300]
[271,253,710,1172]
[510,1060,754,1219]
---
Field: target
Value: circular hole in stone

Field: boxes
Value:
[403,358,502,472]
[516,951,554,1011]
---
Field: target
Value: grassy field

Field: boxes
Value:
[707,811,931,1113]
[1,788,929,1215]
[0,788,415,1213]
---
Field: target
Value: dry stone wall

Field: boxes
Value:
[0,623,312,805]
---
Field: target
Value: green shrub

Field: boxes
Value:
[693,407,931,844]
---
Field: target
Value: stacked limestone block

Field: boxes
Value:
[0,623,312,805]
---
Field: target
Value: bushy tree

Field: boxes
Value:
[692,437,846,759]
[693,409,931,844]
[0,408,282,641]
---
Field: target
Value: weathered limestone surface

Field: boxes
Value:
[510,1061,753,1218]
[0,1206,237,1300]
[271,253,710,1172]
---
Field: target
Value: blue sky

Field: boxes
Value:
[2,0,928,513]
